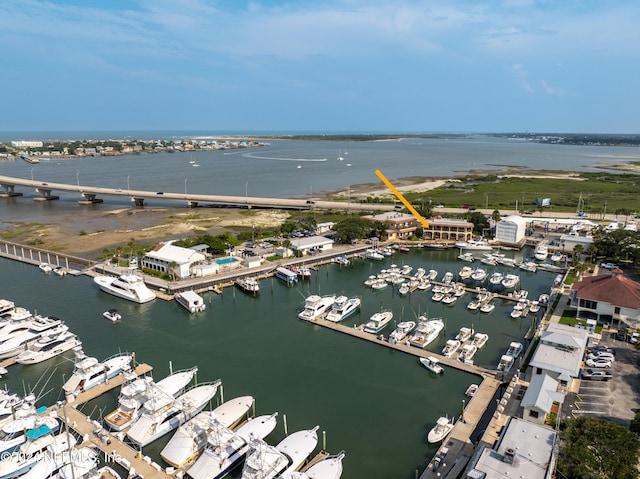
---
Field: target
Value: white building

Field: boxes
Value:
[494,215,527,245]
[11,140,44,148]
[289,236,334,255]
[520,374,564,425]
[142,242,207,279]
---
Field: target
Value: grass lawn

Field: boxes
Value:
[558,309,604,334]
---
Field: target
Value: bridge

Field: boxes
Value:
[0,174,393,211]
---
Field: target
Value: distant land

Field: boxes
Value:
[492,133,640,147]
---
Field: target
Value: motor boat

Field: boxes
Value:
[0,405,59,457]
[457,252,475,262]
[489,271,504,286]
[471,268,487,281]
[465,384,479,397]
[235,277,260,294]
[497,355,514,372]
[298,295,336,321]
[442,339,461,358]
[441,272,453,284]
[290,450,345,479]
[38,263,53,273]
[479,302,495,313]
[325,296,360,322]
[363,311,393,334]
[186,412,279,479]
[127,380,222,447]
[457,344,477,365]
[175,290,206,313]
[534,244,549,261]
[419,356,443,374]
[454,239,493,251]
[20,445,101,479]
[427,416,455,443]
[240,426,319,479]
[15,330,81,365]
[364,249,384,261]
[455,327,474,343]
[401,264,413,275]
[370,278,388,290]
[501,274,520,289]
[407,318,444,348]
[431,292,444,302]
[427,269,438,281]
[0,317,67,359]
[103,309,122,322]
[458,266,473,280]
[62,347,132,396]
[388,321,416,344]
[104,366,198,432]
[93,273,156,303]
[506,341,524,359]
[161,395,254,468]
[472,333,489,349]
[519,261,537,273]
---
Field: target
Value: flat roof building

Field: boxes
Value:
[361,212,417,239]
[423,217,474,243]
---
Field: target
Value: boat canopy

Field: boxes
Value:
[26,423,52,440]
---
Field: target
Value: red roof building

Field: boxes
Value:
[570,269,640,328]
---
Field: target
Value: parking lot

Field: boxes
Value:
[563,334,640,424]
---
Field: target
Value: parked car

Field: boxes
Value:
[582,369,613,381]
[587,352,615,362]
[589,346,615,356]
[585,358,612,368]
[631,332,639,344]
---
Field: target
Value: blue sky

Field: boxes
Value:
[1,0,638,133]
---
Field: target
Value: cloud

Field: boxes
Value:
[540,80,564,96]
[512,64,534,93]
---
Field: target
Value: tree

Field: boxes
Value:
[333,217,371,244]
[573,244,584,261]
[491,210,501,222]
[466,211,489,234]
[557,416,639,479]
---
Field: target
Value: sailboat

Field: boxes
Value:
[337,150,344,161]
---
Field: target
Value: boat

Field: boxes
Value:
[93,273,156,303]
[529,301,540,313]
[0,316,66,359]
[175,290,206,313]
[381,246,394,256]
[398,245,410,253]
[407,318,444,348]
[497,354,514,372]
[496,257,518,268]
[333,255,350,265]
[15,330,81,365]
[472,332,489,349]
[363,311,393,333]
[455,327,474,343]
[240,426,319,479]
[275,267,298,285]
[471,268,487,281]
[104,366,198,432]
[292,265,312,280]
[441,339,461,357]
[0,405,59,457]
[479,301,495,313]
[160,395,254,468]
[431,292,444,302]
[441,294,457,305]
[538,294,550,306]
[458,252,475,262]
[370,278,388,290]
[427,416,454,443]
[325,296,360,322]
[103,309,121,322]
[501,274,520,289]
[298,295,336,321]
[550,251,563,262]
[465,384,479,397]
[506,341,524,359]
[388,321,416,344]
[519,261,537,273]
[21,445,102,479]
[419,356,444,374]
[458,266,473,280]
[127,380,221,447]
[488,271,504,286]
[364,249,384,261]
[441,271,454,284]
[455,239,493,251]
[401,264,413,275]
[63,347,132,396]
[186,412,279,479]
[457,344,477,364]
[292,450,345,479]
[534,244,549,261]
[398,283,410,296]
[38,263,52,273]
[236,277,260,294]
[53,266,67,276]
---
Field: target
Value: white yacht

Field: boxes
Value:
[127,380,221,447]
[0,406,59,457]
[161,395,254,468]
[534,244,549,261]
[187,412,279,479]
[457,344,477,364]
[489,271,504,287]
[235,277,260,295]
[407,318,444,349]
[454,239,493,251]
[15,330,81,365]
[298,295,336,321]
[506,341,524,359]
[363,311,393,334]
[458,266,473,280]
[364,249,384,261]
[419,356,443,374]
[241,426,319,479]
[0,428,74,479]
[93,273,156,303]
[472,332,489,349]
[455,327,474,343]
[501,274,520,289]
[471,268,487,281]
[20,445,101,479]
[497,355,514,372]
[427,416,454,443]
[388,321,416,344]
[62,347,133,396]
[104,366,198,431]
[0,318,67,359]
[441,339,461,358]
[289,450,345,479]
[325,296,360,322]
[175,290,207,313]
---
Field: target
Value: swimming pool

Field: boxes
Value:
[216,257,239,265]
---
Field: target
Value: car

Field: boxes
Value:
[306,200,315,204]
[600,262,619,269]
[435,204,444,208]
[631,332,640,344]
[468,207,477,211]
[587,352,615,362]
[525,210,535,215]
[156,191,164,195]
[589,345,615,356]
[585,358,612,368]
[582,368,613,381]
[41,182,48,186]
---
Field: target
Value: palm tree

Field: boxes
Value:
[573,244,584,262]
[168,261,178,281]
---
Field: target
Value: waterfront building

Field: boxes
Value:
[520,374,564,425]
[528,323,588,389]
[494,215,527,245]
[289,235,334,255]
[142,242,207,279]
[569,268,640,329]
[361,212,417,239]
[467,417,556,479]
[422,217,473,243]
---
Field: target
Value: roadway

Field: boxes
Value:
[0,174,394,211]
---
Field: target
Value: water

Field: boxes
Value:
[0,246,556,478]
[1,135,638,223]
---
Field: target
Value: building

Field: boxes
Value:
[559,230,594,252]
[520,374,564,425]
[422,217,474,243]
[11,140,44,148]
[467,417,556,479]
[142,242,207,279]
[494,215,527,245]
[289,236,334,255]
[361,212,417,239]
[528,323,589,388]
[570,269,640,329]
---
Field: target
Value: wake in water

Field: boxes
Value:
[241,152,327,162]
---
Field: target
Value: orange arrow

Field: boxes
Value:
[375,169,429,228]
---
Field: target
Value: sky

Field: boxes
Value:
[1,0,639,134]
